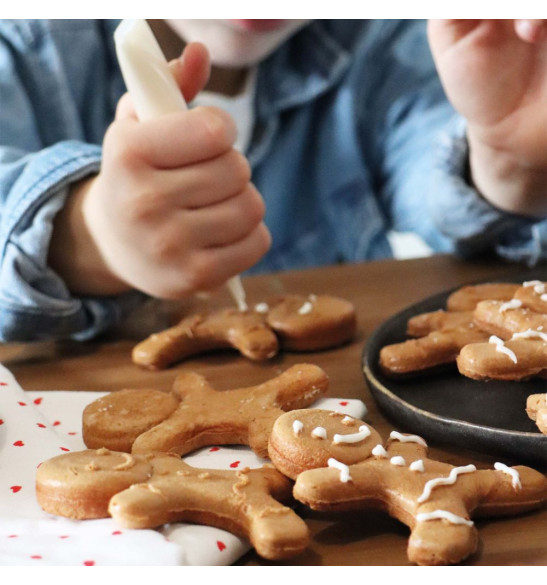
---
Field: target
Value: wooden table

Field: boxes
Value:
[1,254,546,566]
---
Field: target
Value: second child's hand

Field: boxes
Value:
[428,19,547,217]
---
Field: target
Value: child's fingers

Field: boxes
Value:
[169,42,211,103]
[189,224,272,292]
[110,106,238,167]
[514,19,547,43]
[157,149,251,208]
[188,184,266,248]
[115,42,210,121]
[115,92,138,121]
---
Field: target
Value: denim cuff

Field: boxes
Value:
[430,115,545,265]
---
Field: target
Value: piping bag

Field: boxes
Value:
[114,19,248,311]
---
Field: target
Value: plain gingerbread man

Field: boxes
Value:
[36,448,309,561]
[83,364,329,458]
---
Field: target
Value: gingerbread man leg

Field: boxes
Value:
[106,454,309,561]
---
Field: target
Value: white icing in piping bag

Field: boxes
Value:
[114,19,248,311]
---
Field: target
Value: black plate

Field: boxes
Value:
[362,270,547,468]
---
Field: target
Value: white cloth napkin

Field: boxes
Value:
[0,363,367,566]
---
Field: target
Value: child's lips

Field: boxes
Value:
[228,19,287,33]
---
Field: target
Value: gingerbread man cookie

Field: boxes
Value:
[446,283,520,312]
[379,310,488,376]
[132,310,279,370]
[36,448,309,561]
[83,364,329,458]
[472,299,547,340]
[132,294,357,370]
[457,332,547,381]
[513,280,547,314]
[526,393,547,434]
[269,409,546,565]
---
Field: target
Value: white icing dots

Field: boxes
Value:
[409,459,425,473]
[494,462,522,490]
[333,425,371,444]
[311,426,327,440]
[328,458,352,483]
[416,510,474,527]
[372,444,388,458]
[417,465,477,503]
[499,299,522,312]
[389,431,427,447]
[523,280,546,296]
[292,420,304,436]
[254,302,269,314]
[489,335,518,364]
[390,456,406,467]
[298,301,313,315]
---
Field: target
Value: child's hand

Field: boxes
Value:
[428,20,547,217]
[49,43,271,298]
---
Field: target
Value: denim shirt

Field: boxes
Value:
[0,19,544,342]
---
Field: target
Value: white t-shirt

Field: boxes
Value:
[191,68,257,154]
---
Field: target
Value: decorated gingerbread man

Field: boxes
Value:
[268,409,547,565]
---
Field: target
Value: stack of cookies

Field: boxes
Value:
[378,280,547,434]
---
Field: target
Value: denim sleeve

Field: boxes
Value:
[0,34,144,342]
[0,141,147,343]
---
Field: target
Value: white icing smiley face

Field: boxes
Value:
[281,409,382,466]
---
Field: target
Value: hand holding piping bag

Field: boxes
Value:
[113,19,269,309]
[51,20,270,303]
